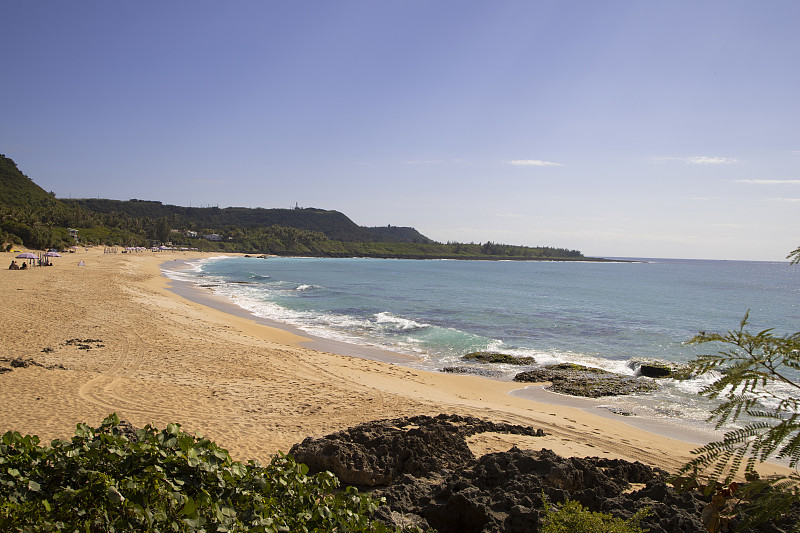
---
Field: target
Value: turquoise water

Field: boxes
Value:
[165,256,800,426]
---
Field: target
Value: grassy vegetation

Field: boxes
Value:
[540,497,650,533]
[0,414,420,532]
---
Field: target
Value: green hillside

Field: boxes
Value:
[0,154,79,250]
[0,155,60,210]
[62,198,430,243]
[1,154,594,260]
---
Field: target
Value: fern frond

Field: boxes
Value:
[746,409,786,420]
[680,304,800,528]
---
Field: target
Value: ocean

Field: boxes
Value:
[164,256,800,433]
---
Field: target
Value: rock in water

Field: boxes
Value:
[513,363,658,397]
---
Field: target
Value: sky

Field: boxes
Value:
[2,1,799,261]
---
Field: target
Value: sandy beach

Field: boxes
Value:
[0,248,746,474]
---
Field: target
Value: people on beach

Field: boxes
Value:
[20,262,28,270]
[8,260,19,270]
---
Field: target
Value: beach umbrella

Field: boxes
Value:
[16,252,37,259]
[45,251,61,257]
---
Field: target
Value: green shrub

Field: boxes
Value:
[0,414,417,532]
[540,497,650,533]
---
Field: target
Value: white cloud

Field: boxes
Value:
[765,197,800,202]
[736,179,800,185]
[508,159,563,167]
[686,156,737,165]
[653,156,737,165]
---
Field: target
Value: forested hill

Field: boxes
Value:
[1,154,592,260]
[62,198,430,244]
[0,155,60,210]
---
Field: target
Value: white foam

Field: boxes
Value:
[375,312,429,331]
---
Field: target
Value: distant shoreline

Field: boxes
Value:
[240,253,633,262]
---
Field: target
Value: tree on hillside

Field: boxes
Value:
[156,217,171,243]
[677,244,800,531]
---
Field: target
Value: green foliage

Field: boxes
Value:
[681,313,800,475]
[789,245,800,265]
[155,217,172,243]
[678,311,800,530]
[0,155,60,211]
[0,414,416,532]
[77,226,149,247]
[62,199,415,244]
[540,496,650,533]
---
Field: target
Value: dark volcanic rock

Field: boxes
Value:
[628,358,691,379]
[376,445,705,533]
[513,363,658,397]
[289,414,545,487]
[637,364,672,378]
[292,414,799,533]
[440,366,504,377]
[462,352,536,365]
[1,357,65,371]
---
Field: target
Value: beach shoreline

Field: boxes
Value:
[165,255,727,446]
[0,248,789,476]
[162,257,418,366]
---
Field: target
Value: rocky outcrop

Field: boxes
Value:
[513,363,658,397]
[462,352,536,365]
[376,447,707,533]
[290,415,799,533]
[627,358,691,379]
[0,357,66,372]
[288,414,545,487]
[439,366,504,377]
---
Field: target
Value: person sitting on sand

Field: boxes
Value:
[8,260,19,270]
[20,262,27,270]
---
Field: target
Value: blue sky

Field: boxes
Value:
[2,1,798,260]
